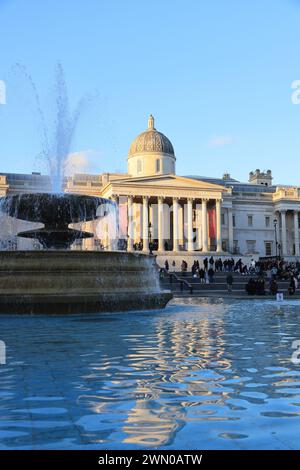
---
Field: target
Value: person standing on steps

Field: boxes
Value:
[226,273,233,293]
[208,267,214,283]
[199,267,205,284]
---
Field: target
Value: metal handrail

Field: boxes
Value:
[163,269,193,294]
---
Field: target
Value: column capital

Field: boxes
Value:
[157,196,164,203]
[173,196,180,202]
[187,197,194,203]
[127,195,134,202]
[142,195,149,202]
[202,197,209,203]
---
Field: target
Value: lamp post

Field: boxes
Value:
[148,222,153,255]
[273,218,278,258]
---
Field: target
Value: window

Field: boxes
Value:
[265,216,270,227]
[155,159,161,173]
[247,215,253,227]
[232,215,236,227]
[221,213,225,225]
[233,240,239,254]
[137,159,142,173]
[246,240,256,253]
[265,241,272,256]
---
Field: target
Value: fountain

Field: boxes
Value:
[0,65,172,314]
[0,193,172,314]
[0,193,110,249]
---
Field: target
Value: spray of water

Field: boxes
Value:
[13,63,90,192]
[1,65,121,252]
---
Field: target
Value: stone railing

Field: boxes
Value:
[273,187,300,201]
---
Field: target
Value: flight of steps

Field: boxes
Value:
[160,271,300,298]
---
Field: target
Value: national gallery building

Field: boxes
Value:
[1,115,300,265]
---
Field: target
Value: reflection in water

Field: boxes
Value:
[0,299,300,449]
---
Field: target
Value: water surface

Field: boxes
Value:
[1,298,300,449]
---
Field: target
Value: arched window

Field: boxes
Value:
[137,159,142,173]
[156,159,161,173]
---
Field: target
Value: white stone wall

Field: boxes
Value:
[231,202,275,256]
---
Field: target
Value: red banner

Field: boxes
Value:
[118,203,127,238]
[208,207,216,239]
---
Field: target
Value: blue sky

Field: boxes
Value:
[1,0,300,184]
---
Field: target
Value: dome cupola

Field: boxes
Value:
[127,115,176,177]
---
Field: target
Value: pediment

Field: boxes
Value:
[115,174,225,191]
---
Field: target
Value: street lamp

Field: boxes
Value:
[273,218,278,258]
[148,222,153,254]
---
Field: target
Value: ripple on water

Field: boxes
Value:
[1,299,300,449]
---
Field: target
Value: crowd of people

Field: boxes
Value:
[244,259,300,296]
[163,256,300,296]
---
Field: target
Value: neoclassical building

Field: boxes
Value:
[0,115,300,265]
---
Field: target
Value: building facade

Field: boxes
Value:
[1,115,300,265]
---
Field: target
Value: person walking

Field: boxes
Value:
[288,275,296,295]
[269,278,278,295]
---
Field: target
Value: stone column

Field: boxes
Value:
[228,207,233,253]
[158,196,164,252]
[202,198,208,252]
[173,197,179,252]
[127,195,134,252]
[187,198,194,252]
[142,196,149,253]
[196,202,202,250]
[110,195,119,250]
[84,221,94,250]
[281,210,287,256]
[294,210,300,256]
[178,204,184,249]
[216,199,222,253]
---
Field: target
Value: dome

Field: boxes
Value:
[128,115,175,157]
[127,115,176,177]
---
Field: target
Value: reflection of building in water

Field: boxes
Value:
[120,309,231,447]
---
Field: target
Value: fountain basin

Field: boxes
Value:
[0,193,114,249]
[0,251,172,314]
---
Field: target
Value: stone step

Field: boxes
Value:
[171,293,300,299]
[167,278,267,284]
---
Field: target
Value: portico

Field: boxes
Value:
[274,187,300,257]
[101,174,226,254]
